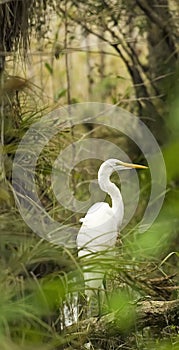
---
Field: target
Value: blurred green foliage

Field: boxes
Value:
[0,2,178,349]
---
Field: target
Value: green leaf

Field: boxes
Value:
[44,62,53,75]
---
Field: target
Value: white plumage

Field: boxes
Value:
[76,158,147,297]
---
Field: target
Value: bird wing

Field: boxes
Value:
[79,202,108,223]
[77,202,119,253]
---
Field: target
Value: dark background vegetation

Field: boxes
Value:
[0,0,178,349]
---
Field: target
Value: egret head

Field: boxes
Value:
[101,158,148,172]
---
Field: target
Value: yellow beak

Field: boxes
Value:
[119,161,148,169]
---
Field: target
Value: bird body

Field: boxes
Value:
[76,159,147,296]
[78,202,122,253]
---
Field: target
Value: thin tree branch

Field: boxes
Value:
[135,0,178,57]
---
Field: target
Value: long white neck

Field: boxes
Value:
[98,165,124,219]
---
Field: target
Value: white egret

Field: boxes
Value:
[76,159,147,297]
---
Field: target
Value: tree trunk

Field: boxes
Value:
[66,299,179,347]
